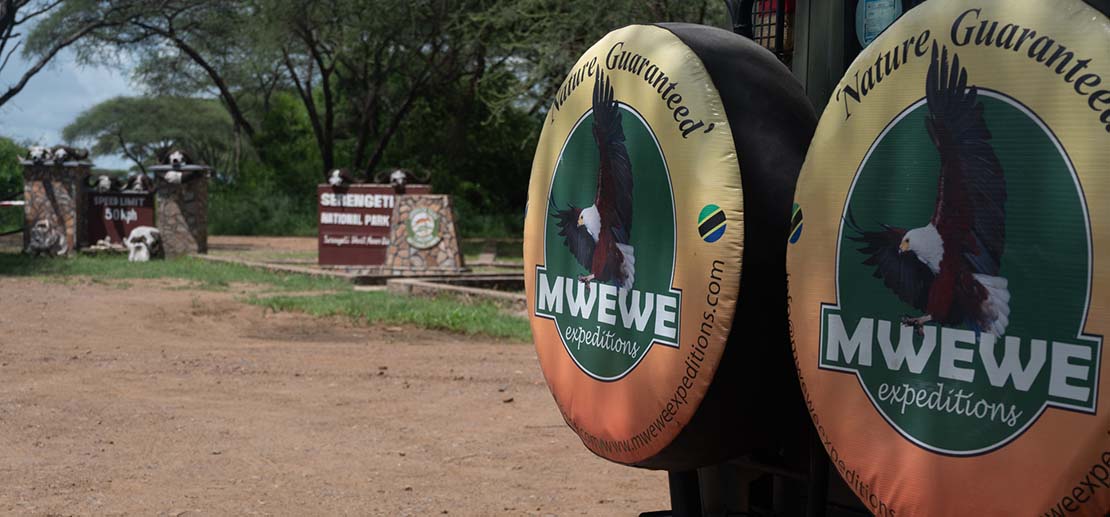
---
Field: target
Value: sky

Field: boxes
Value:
[0,47,138,170]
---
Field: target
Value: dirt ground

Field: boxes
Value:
[208,236,318,264]
[0,277,667,515]
[211,236,318,253]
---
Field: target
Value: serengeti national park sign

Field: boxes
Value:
[526,23,816,469]
[788,0,1109,514]
[317,184,429,267]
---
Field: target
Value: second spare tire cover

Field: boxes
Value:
[788,0,1110,513]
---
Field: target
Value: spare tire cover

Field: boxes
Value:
[788,0,1110,513]
[525,23,815,469]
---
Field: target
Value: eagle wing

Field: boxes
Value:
[552,204,595,272]
[847,212,935,312]
[925,42,1007,276]
[591,71,634,245]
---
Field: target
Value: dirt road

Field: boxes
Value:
[0,277,667,515]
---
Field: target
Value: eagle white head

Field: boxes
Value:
[900,224,944,274]
[577,205,601,241]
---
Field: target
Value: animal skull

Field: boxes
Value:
[125,226,163,262]
[27,146,49,163]
[164,171,184,184]
[53,147,70,162]
[126,173,151,192]
[169,150,187,167]
[27,218,67,256]
[390,170,408,193]
[96,175,113,193]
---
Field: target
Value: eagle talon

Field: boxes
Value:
[901,315,931,337]
[549,72,636,298]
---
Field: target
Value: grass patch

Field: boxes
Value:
[464,255,523,266]
[0,253,349,293]
[209,249,318,263]
[0,252,529,341]
[251,291,531,342]
[460,239,523,260]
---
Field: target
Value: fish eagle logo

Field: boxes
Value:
[848,42,1009,337]
[818,41,1101,455]
[550,71,636,290]
[535,68,681,382]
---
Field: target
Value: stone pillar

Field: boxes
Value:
[22,162,89,255]
[155,173,209,256]
[384,194,466,273]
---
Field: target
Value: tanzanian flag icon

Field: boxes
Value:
[698,205,726,243]
[789,203,803,244]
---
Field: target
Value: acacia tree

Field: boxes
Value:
[35,0,553,180]
[63,96,236,174]
[30,0,267,140]
[486,0,725,116]
[31,0,727,187]
[0,0,139,107]
[268,0,512,178]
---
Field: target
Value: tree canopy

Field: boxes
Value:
[19,0,729,236]
[0,136,21,196]
[1,0,143,107]
[63,96,236,174]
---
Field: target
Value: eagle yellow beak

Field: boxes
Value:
[899,240,909,253]
[577,215,583,226]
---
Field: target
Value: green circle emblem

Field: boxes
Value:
[406,207,442,250]
[822,90,1100,455]
[537,94,680,381]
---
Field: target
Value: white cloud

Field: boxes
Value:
[0,48,137,170]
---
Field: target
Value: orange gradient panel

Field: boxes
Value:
[789,0,1110,514]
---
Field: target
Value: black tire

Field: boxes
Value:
[631,23,818,470]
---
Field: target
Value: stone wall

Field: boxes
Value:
[23,163,89,255]
[156,176,208,256]
[384,195,465,273]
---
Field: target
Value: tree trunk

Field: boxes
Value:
[116,132,147,175]
[351,90,379,181]
[282,49,333,176]
[364,87,421,175]
[0,18,108,108]
[156,29,257,139]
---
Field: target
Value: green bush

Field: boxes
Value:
[451,195,524,239]
[209,183,317,236]
[256,291,530,342]
[0,137,24,234]
[208,181,525,238]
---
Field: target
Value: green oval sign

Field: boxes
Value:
[821,89,1099,455]
[537,94,681,381]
